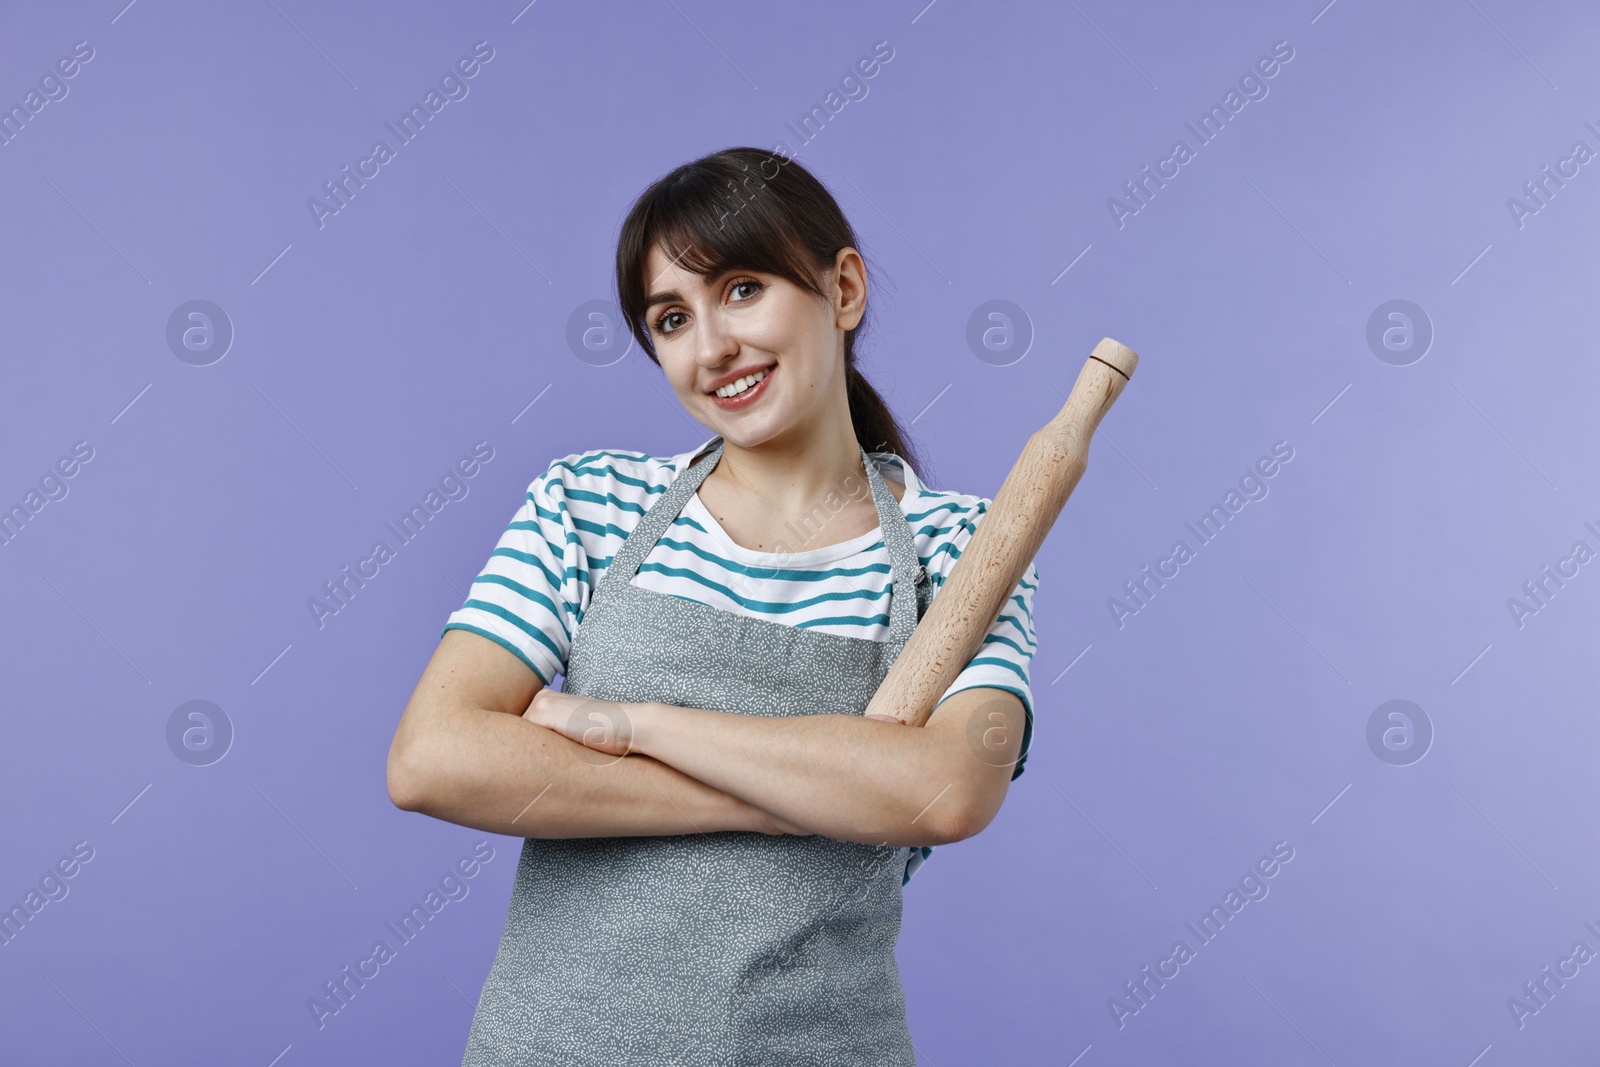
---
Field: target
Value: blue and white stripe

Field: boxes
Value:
[444,436,1040,774]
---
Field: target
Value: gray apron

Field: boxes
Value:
[462,436,933,1066]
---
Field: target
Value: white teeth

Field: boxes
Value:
[716,368,768,398]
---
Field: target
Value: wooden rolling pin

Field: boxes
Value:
[864,336,1139,727]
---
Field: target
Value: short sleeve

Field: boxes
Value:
[903,524,1038,886]
[441,461,583,685]
[929,504,1040,782]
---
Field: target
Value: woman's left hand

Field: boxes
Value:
[523,688,646,757]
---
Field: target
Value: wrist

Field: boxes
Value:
[628,701,669,758]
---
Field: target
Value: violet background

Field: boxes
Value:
[3,0,1598,1063]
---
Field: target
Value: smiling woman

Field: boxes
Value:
[386,147,1039,1066]
[616,147,923,480]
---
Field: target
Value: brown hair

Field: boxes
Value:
[614,146,923,478]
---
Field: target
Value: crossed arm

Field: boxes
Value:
[386,628,1026,848]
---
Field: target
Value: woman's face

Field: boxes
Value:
[641,242,865,450]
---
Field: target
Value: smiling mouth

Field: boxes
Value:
[710,365,774,408]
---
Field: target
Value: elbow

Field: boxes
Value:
[935,808,986,845]
[916,801,985,846]
[386,738,434,813]
[893,767,998,846]
[919,784,1003,845]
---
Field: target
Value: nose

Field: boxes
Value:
[693,305,740,375]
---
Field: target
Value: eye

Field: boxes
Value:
[651,277,763,337]
[652,309,688,337]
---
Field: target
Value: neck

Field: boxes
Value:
[711,421,868,515]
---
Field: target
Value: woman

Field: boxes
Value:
[386,147,1040,1065]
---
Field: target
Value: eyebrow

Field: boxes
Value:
[644,265,757,311]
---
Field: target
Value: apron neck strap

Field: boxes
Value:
[860,445,923,643]
[604,437,923,643]
[604,441,722,586]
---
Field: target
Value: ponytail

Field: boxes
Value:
[844,358,925,484]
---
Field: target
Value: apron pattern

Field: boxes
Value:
[462,436,932,1066]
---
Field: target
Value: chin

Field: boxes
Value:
[705,418,776,448]
[710,425,768,448]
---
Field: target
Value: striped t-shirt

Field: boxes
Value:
[443,436,1040,782]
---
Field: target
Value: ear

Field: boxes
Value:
[831,246,867,331]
